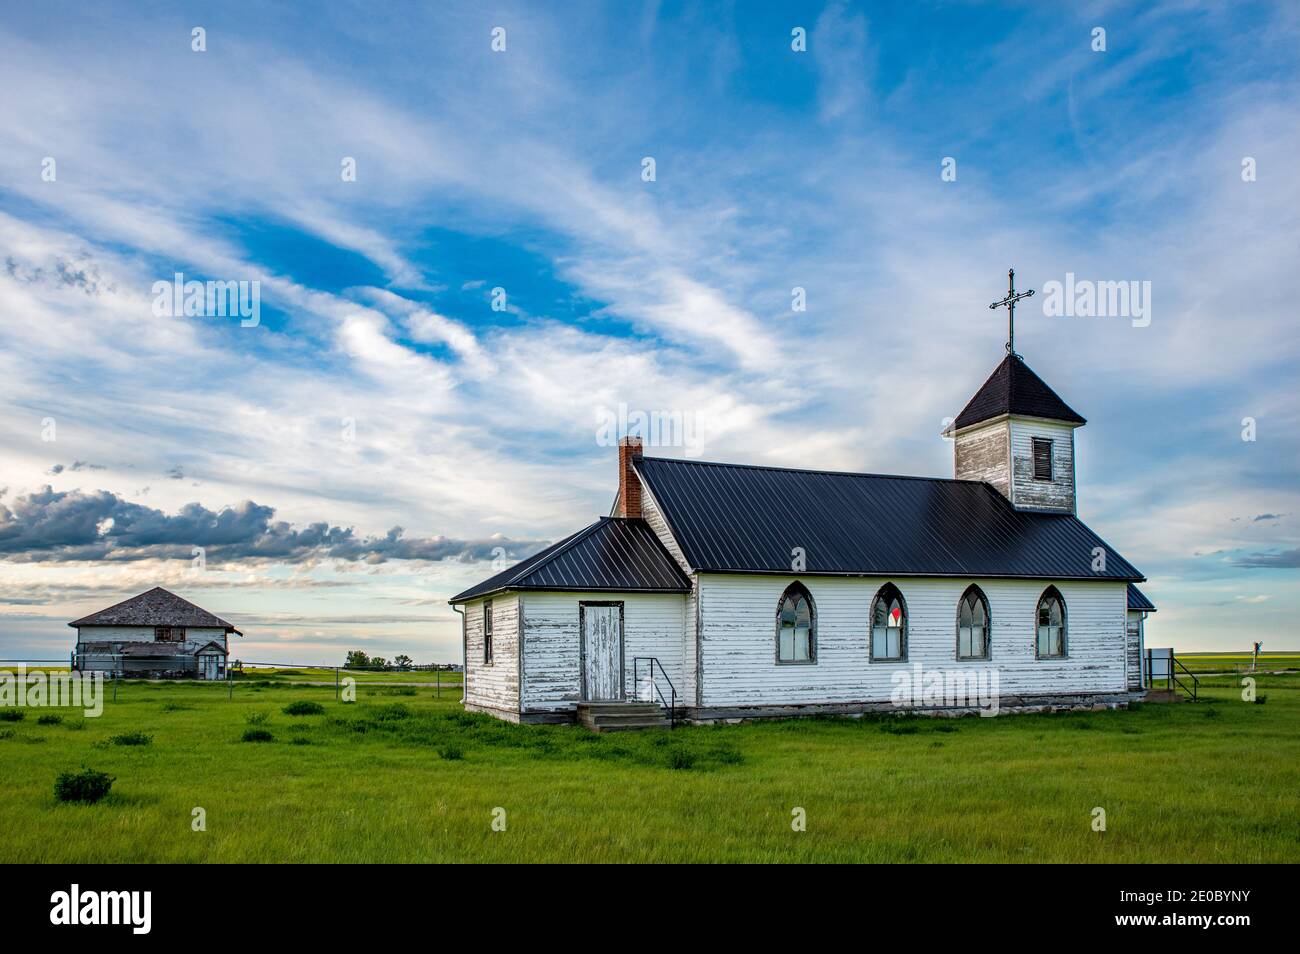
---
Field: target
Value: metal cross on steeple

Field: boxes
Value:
[988,268,1034,358]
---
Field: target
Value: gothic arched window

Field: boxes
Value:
[1036,586,1067,658]
[956,585,991,660]
[870,583,907,661]
[775,582,815,664]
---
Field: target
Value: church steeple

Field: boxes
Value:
[953,354,1086,433]
[951,354,1086,514]
[950,274,1087,513]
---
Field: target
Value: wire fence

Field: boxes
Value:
[0,658,464,703]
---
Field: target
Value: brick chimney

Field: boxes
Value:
[616,436,643,518]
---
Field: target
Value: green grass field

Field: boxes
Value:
[1177,652,1300,674]
[1,674,1296,862]
[235,667,463,685]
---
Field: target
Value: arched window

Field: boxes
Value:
[870,583,907,661]
[1036,587,1067,658]
[956,585,991,660]
[775,582,815,664]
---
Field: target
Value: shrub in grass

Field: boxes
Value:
[54,767,114,804]
[709,744,744,765]
[290,737,313,746]
[666,748,697,770]
[1204,707,1220,719]
[0,710,25,722]
[241,727,274,743]
[283,700,325,716]
[442,712,481,729]
[375,703,412,721]
[880,722,919,735]
[109,731,152,746]
[589,744,632,762]
[245,711,270,725]
[931,723,958,733]
[37,714,64,726]
[1254,695,1268,705]
[438,743,465,760]
[161,702,193,712]
[328,715,371,733]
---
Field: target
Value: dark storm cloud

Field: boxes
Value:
[1233,548,1300,569]
[49,461,106,475]
[0,486,547,565]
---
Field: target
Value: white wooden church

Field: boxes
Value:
[451,309,1156,726]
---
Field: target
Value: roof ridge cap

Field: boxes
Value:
[640,456,987,484]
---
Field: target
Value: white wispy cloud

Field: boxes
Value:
[0,1,1297,659]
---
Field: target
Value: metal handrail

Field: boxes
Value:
[632,656,677,728]
[1172,657,1199,702]
[1144,649,1200,703]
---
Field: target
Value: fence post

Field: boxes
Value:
[436,670,441,698]
[335,667,339,702]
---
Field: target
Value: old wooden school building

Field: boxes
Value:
[70,587,238,679]
[451,320,1156,726]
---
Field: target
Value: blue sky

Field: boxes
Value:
[1,0,1297,662]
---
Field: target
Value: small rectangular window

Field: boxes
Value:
[1032,437,1053,481]
[483,600,494,665]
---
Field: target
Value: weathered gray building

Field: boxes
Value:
[70,587,241,679]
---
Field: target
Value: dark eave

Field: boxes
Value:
[1127,583,1157,613]
[449,517,690,603]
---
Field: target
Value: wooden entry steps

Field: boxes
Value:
[576,701,670,731]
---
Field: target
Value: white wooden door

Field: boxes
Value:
[201,655,219,680]
[581,603,623,701]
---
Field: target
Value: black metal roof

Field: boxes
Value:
[449,517,690,602]
[635,456,1143,581]
[1127,583,1157,612]
[953,355,1086,430]
[68,587,242,633]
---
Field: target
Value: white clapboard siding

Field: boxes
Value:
[1126,610,1145,690]
[76,625,228,642]
[463,594,520,713]
[638,479,691,574]
[520,591,687,712]
[1009,418,1076,512]
[698,574,1127,707]
[639,479,699,705]
[954,420,1011,498]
